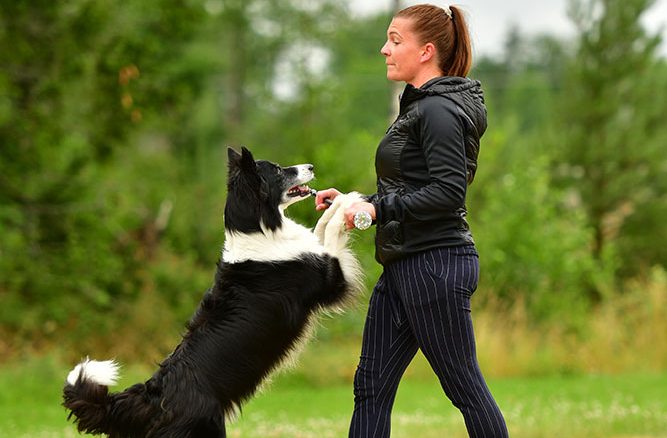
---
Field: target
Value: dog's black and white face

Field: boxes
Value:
[255,159,314,209]
[225,147,314,234]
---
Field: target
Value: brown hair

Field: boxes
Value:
[395,4,472,77]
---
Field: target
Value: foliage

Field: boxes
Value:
[469,121,616,323]
[0,0,210,343]
[0,0,665,362]
[556,0,667,275]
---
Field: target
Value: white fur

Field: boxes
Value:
[294,164,314,183]
[222,215,325,263]
[315,192,365,293]
[222,192,364,294]
[67,358,120,386]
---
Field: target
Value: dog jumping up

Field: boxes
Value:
[63,147,363,437]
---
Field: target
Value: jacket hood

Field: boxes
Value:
[399,76,487,138]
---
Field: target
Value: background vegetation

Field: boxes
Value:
[1,0,666,435]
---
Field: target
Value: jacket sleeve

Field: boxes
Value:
[364,193,378,204]
[373,98,467,224]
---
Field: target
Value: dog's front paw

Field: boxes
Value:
[330,192,365,212]
[315,200,343,243]
[321,192,366,250]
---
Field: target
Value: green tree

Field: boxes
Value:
[0,0,372,357]
[556,0,666,276]
[0,0,207,341]
[473,26,566,133]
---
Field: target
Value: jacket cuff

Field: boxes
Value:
[364,193,380,225]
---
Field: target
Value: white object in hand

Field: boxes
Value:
[353,211,373,231]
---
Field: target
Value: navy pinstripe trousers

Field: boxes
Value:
[349,245,509,437]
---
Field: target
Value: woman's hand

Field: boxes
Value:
[344,202,376,230]
[315,188,342,211]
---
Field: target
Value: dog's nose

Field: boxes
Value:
[306,164,314,172]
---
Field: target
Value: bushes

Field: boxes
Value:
[474,266,667,377]
[1,0,665,372]
[468,122,617,325]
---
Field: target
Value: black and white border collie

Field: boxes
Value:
[63,147,363,437]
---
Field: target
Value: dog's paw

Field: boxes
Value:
[330,192,365,212]
[332,192,366,231]
[322,192,364,245]
[315,200,343,243]
[317,192,366,248]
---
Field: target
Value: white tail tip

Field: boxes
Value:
[66,358,120,386]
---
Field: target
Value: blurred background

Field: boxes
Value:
[1,0,666,436]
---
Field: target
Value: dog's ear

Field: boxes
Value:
[240,147,256,173]
[228,147,242,169]
[228,146,257,176]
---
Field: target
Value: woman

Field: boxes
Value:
[315,4,509,437]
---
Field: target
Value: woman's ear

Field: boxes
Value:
[420,42,436,63]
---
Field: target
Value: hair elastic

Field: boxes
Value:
[443,5,453,19]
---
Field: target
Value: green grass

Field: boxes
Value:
[1,356,666,437]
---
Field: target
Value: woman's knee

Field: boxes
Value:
[352,362,375,404]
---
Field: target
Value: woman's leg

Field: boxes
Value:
[349,273,419,438]
[394,247,509,438]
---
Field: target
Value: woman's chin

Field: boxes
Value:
[386,71,401,82]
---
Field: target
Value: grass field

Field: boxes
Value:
[1,356,666,437]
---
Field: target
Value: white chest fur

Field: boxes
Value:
[222,216,325,263]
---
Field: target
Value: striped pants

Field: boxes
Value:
[349,245,508,437]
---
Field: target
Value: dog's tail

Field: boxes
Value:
[63,358,155,436]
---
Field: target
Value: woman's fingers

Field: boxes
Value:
[315,188,341,210]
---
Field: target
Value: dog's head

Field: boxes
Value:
[225,147,314,233]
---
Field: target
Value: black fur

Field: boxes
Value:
[225,147,306,233]
[63,147,354,437]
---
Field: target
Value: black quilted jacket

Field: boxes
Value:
[367,76,487,265]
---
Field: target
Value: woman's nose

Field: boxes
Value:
[380,41,390,56]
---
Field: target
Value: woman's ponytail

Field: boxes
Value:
[445,6,472,77]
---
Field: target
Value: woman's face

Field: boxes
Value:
[380,17,426,84]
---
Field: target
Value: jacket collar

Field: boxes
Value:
[398,76,482,113]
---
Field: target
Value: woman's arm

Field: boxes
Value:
[374,98,467,225]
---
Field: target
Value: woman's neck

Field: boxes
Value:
[407,68,444,89]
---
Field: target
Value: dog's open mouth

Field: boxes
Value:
[286,185,312,198]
